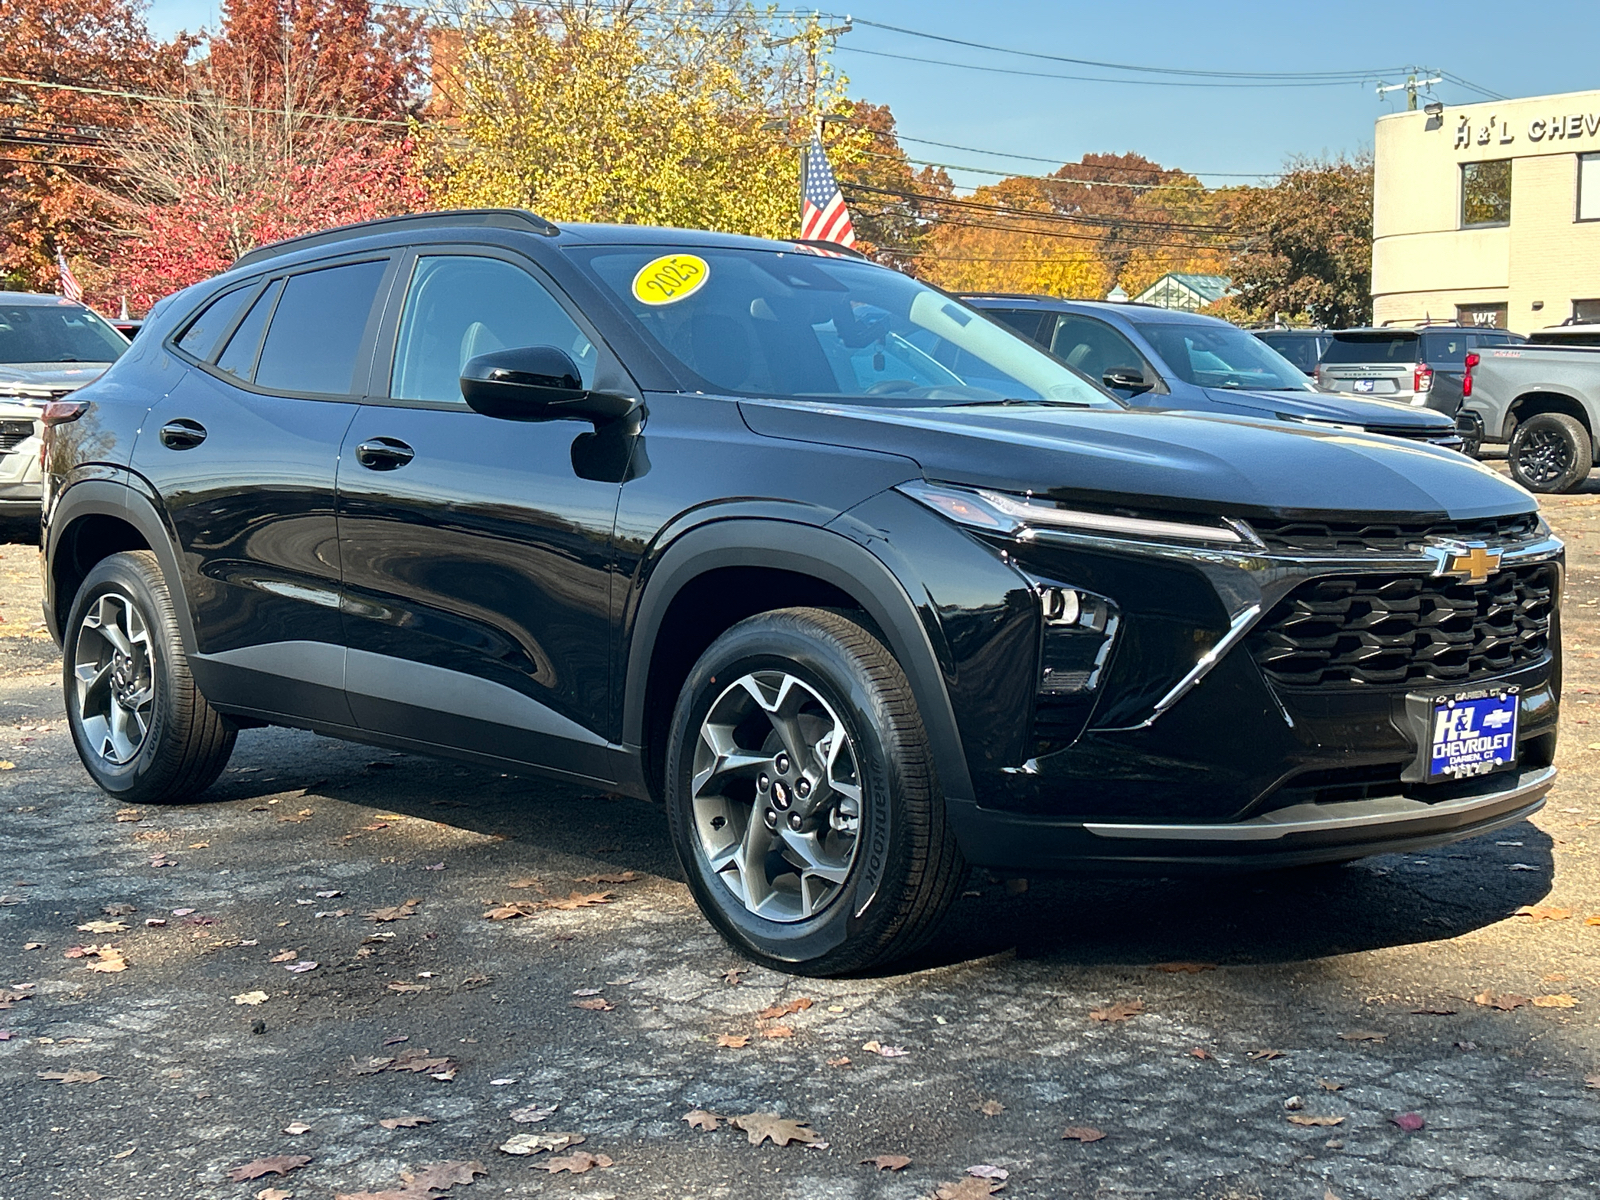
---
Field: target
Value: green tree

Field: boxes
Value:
[1226,154,1373,327]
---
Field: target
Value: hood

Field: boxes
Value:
[735,399,1531,522]
[0,362,113,397]
[1197,387,1449,429]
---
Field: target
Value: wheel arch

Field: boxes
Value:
[622,519,974,809]
[1506,391,1594,445]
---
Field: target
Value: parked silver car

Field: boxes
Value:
[0,293,128,516]
[1314,325,1523,408]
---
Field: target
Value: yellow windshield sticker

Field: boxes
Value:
[631,254,710,306]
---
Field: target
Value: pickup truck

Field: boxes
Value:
[1464,341,1600,491]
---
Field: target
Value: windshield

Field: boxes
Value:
[1134,320,1312,391]
[0,302,128,365]
[573,246,1117,408]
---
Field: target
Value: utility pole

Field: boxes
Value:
[765,14,852,221]
[1376,73,1443,111]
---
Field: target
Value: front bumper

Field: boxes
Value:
[949,764,1554,871]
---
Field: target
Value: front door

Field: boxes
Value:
[131,256,393,723]
[336,249,626,783]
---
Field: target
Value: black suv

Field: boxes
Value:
[41,212,1563,974]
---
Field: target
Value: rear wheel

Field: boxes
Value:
[1508,412,1592,493]
[63,551,236,804]
[665,607,965,975]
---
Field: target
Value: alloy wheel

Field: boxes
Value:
[690,670,863,923]
[74,591,155,765]
[1516,428,1573,487]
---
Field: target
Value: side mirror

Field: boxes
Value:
[460,346,637,424]
[1102,365,1153,394]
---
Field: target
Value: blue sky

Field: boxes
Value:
[141,0,1598,190]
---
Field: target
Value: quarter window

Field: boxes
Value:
[215,280,283,379]
[254,259,389,396]
[175,287,252,360]
[390,255,596,404]
[1580,154,1600,221]
[1461,160,1512,227]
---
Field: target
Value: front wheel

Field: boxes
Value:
[1508,412,1592,493]
[63,551,236,804]
[665,607,965,975]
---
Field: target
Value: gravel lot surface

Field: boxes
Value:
[2,485,1598,1200]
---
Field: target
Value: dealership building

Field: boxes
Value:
[1372,88,1600,332]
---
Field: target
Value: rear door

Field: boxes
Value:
[334,246,627,782]
[133,255,396,723]
[1316,332,1418,397]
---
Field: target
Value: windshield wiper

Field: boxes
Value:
[949,397,1092,408]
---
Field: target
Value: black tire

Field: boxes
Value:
[665,607,966,975]
[1508,412,1592,493]
[1456,414,1483,459]
[62,550,236,804]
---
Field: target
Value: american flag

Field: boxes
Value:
[800,135,856,249]
[57,250,83,303]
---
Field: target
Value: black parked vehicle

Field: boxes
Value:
[41,211,1562,974]
[1251,327,1333,376]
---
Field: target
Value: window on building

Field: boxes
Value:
[1575,299,1600,323]
[1456,303,1508,329]
[1580,154,1600,221]
[1461,160,1512,227]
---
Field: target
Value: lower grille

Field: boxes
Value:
[1249,564,1556,689]
[0,418,34,452]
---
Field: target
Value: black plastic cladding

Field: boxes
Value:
[39,211,1564,872]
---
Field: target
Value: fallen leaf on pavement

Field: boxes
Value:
[1514,904,1571,922]
[572,997,613,1011]
[38,1070,107,1084]
[255,1190,292,1200]
[77,919,128,934]
[731,1112,823,1147]
[399,1162,486,1191]
[508,1104,557,1124]
[862,1154,911,1170]
[935,1177,1004,1198]
[683,1110,719,1131]
[972,1099,1005,1115]
[283,1122,312,1135]
[722,967,746,985]
[1586,915,1600,926]
[761,1025,793,1039]
[24,942,44,951]
[227,1155,312,1182]
[1338,1030,1387,1042]
[316,890,343,899]
[365,900,421,923]
[575,871,639,884]
[1532,994,1578,1008]
[482,904,536,920]
[279,809,314,823]
[860,1040,909,1056]
[84,944,128,973]
[378,1116,435,1129]
[716,1034,749,1049]
[269,950,298,963]
[543,891,613,911]
[388,982,430,994]
[506,878,543,890]
[234,991,270,1006]
[1062,1126,1106,1142]
[1475,991,1530,1011]
[758,997,814,1020]
[1187,1047,1214,1060]
[1288,1114,1344,1127]
[149,854,177,868]
[500,1132,585,1155]
[1392,1112,1425,1132]
[1150,962,1215,973]
[1089,999,1143,1023]
[102,903,137,916]
[968,1165,1009,1180]
[1318,1079,1344,1091]
[283,961,318,974]
[114,809,142,822]
[536,1151,611,1174]
[826,1056,851,1067]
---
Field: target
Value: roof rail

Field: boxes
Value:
[234,209,560,269]
[956,291,1055,301]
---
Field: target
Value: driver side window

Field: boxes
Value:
[390,255,596,404]
[1048,315,1145,384]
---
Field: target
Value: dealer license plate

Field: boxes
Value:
[1428,689,1518,781]
[1352,379,1376,393]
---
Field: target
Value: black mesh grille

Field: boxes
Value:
[1247,513,1540,555]
[1249,564,1556,689]
[0,418,34,453]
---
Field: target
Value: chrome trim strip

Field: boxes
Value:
[1084,766,1555,842]
[1105,602,1263,732]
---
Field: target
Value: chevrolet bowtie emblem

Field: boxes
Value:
[1424,541,1502,584]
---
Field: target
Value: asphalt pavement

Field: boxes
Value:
[2,492,1598,1200]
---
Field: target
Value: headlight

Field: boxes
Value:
[898,480,1249,547]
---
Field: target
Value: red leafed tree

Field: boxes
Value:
[103,0,427,309]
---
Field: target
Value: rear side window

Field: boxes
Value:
[1421,332,1472,363]
[1257,332,1320,373]
[175,287,252,359]
[254,260,388,395]
[987,309,1048,344]
[1321,334,1420,364]
[216,280,283,379]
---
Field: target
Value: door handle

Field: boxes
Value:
[158,418,207,450]
[355,437,415,471]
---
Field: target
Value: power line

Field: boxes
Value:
[846,181,1235,235]
[0,73,412,129]
[885,133,1281,179]
[857,146,1222,192]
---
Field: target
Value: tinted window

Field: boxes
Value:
[1133,320,1309,390]
[574,247,1115,408]
[1322,333,1420,364]
[391,256,596,403]
[1421,331,1473,364]
[1255,331,1322,373]
[175,288,252,360]
[254,260,388,395]
[216,280,283,379]
[1047,315,1147,384]
[986,309,1048,344]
